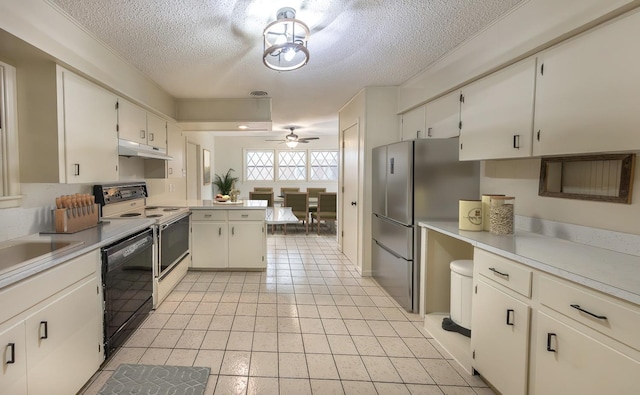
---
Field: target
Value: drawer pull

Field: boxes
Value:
[218,227,222,236]
[241,214,249,218]
[489,267,509,278]
[204,214,212,218]
[570,304,607,320]
[40,321,48,339]
[506,309,515,326]
[6,343,15,364]
[546,333,557,352]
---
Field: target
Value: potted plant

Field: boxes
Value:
[213,168,239,195]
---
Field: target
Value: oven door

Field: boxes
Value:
[158,212,191,278]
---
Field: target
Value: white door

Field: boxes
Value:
[341,123,359,267]
[186,141,200,200]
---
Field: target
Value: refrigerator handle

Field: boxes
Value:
[374,239,404,260]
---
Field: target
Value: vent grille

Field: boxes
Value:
[250,90,269,97]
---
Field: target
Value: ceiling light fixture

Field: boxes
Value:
[285,140,299,148]
[263,7,310,71]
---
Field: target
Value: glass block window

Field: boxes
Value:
[246,150,274,181]
[278,151,306,180]
[310,151,339,181]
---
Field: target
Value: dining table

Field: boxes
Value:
[265,206,301,234]
[273,196,318,208]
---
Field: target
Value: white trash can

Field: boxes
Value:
[450,259,474,330]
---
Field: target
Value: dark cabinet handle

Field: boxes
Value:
[513,134,520,149]
[416,130,421,139]
[6,343,15,364]
[488,267,509,278]
[506,309,515,326]
[232,227,235,236]
[74,164,80,176]
[427,127,433,138]
[546,333,557,352]
[40,321,48,339]
[218,227,222,236]
[570,304,607,320]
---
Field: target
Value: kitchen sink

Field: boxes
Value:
[0,240,84,274]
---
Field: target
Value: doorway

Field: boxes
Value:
[341,122,359,268]
[186,141,200,200]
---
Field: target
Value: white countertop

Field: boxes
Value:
[0,219,155,289]
[188,199,267,210]
[419,221,640,305]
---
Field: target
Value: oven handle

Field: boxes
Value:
[160,211,192,230]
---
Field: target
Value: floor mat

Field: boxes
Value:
[98,364,210,395]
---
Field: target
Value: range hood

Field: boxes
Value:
[118,139,173,160]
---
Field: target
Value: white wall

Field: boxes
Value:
[212,136,339,198]
[184,133,216,200]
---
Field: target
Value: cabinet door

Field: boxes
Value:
[167,122,185,178]
[25,277,103,395]
[117,98,147,144]
[60,70,118,183]
[459,57,536,160]
[146,112,167,150]
[0,321,27,395]
[471,279,530,395]
[533,312,640,395]
[228,222,265,269]
[425,91,461,138]
[191,221,228,268]
[533,11,640,156]
[401,106,425,141]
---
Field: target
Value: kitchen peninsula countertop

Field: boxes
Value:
[188,199,267,210]
[420,221,640,305]
[0,219,155,289]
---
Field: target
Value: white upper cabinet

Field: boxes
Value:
[424,91,461,139]
[60,70,118,183]
[459,57,536,161]
[400,105,425,141]
[533,10,640,156]
[117,99,167,150]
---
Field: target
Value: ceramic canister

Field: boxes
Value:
[459,200,483,231]
[481,194,505,231]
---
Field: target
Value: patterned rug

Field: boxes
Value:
[98,364,210,395]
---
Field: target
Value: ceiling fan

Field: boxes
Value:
[266,127,319,147]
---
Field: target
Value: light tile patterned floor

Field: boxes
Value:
[82,231,494,395]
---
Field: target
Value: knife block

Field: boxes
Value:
[54,204,100,233]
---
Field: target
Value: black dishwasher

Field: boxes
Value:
[101,227,154,358]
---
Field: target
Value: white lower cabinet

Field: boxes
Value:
[471,279,530,395]
[533,312,640,395]
[25,277,102,395]
[0,321,27,394]
[191,209,266,269]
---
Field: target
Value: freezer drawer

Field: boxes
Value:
[372,214,413,260]
[372,240,412,311]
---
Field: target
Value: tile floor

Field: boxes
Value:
[81,230,494,395]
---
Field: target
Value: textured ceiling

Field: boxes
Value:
[51,0,525,137]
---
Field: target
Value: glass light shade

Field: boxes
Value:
[263,12,310,71]
[286,140,298,148]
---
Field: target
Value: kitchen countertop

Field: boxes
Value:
[188,199,267,210]
[419,221,640,305]
[0,219,155,289]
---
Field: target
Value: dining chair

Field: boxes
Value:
[306,187,326,216]
[280,187,300,197]
[311,192,337,235]
[283,191,309,234]
[249,191,274,207]
[253,187,273,192]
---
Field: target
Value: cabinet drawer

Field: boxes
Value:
[191,210,227,221]
[0,250,98,324]
[474,248,532,298]
[539,275,640,351]
[228,210,264,221]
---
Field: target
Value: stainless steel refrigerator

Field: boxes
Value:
[372,137,480,313]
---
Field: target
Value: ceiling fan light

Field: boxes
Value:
[286,140,298,148]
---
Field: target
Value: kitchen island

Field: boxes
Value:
[419,221,640,394]
[189,200,267,270]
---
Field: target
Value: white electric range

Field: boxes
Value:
[93,182,191,306]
